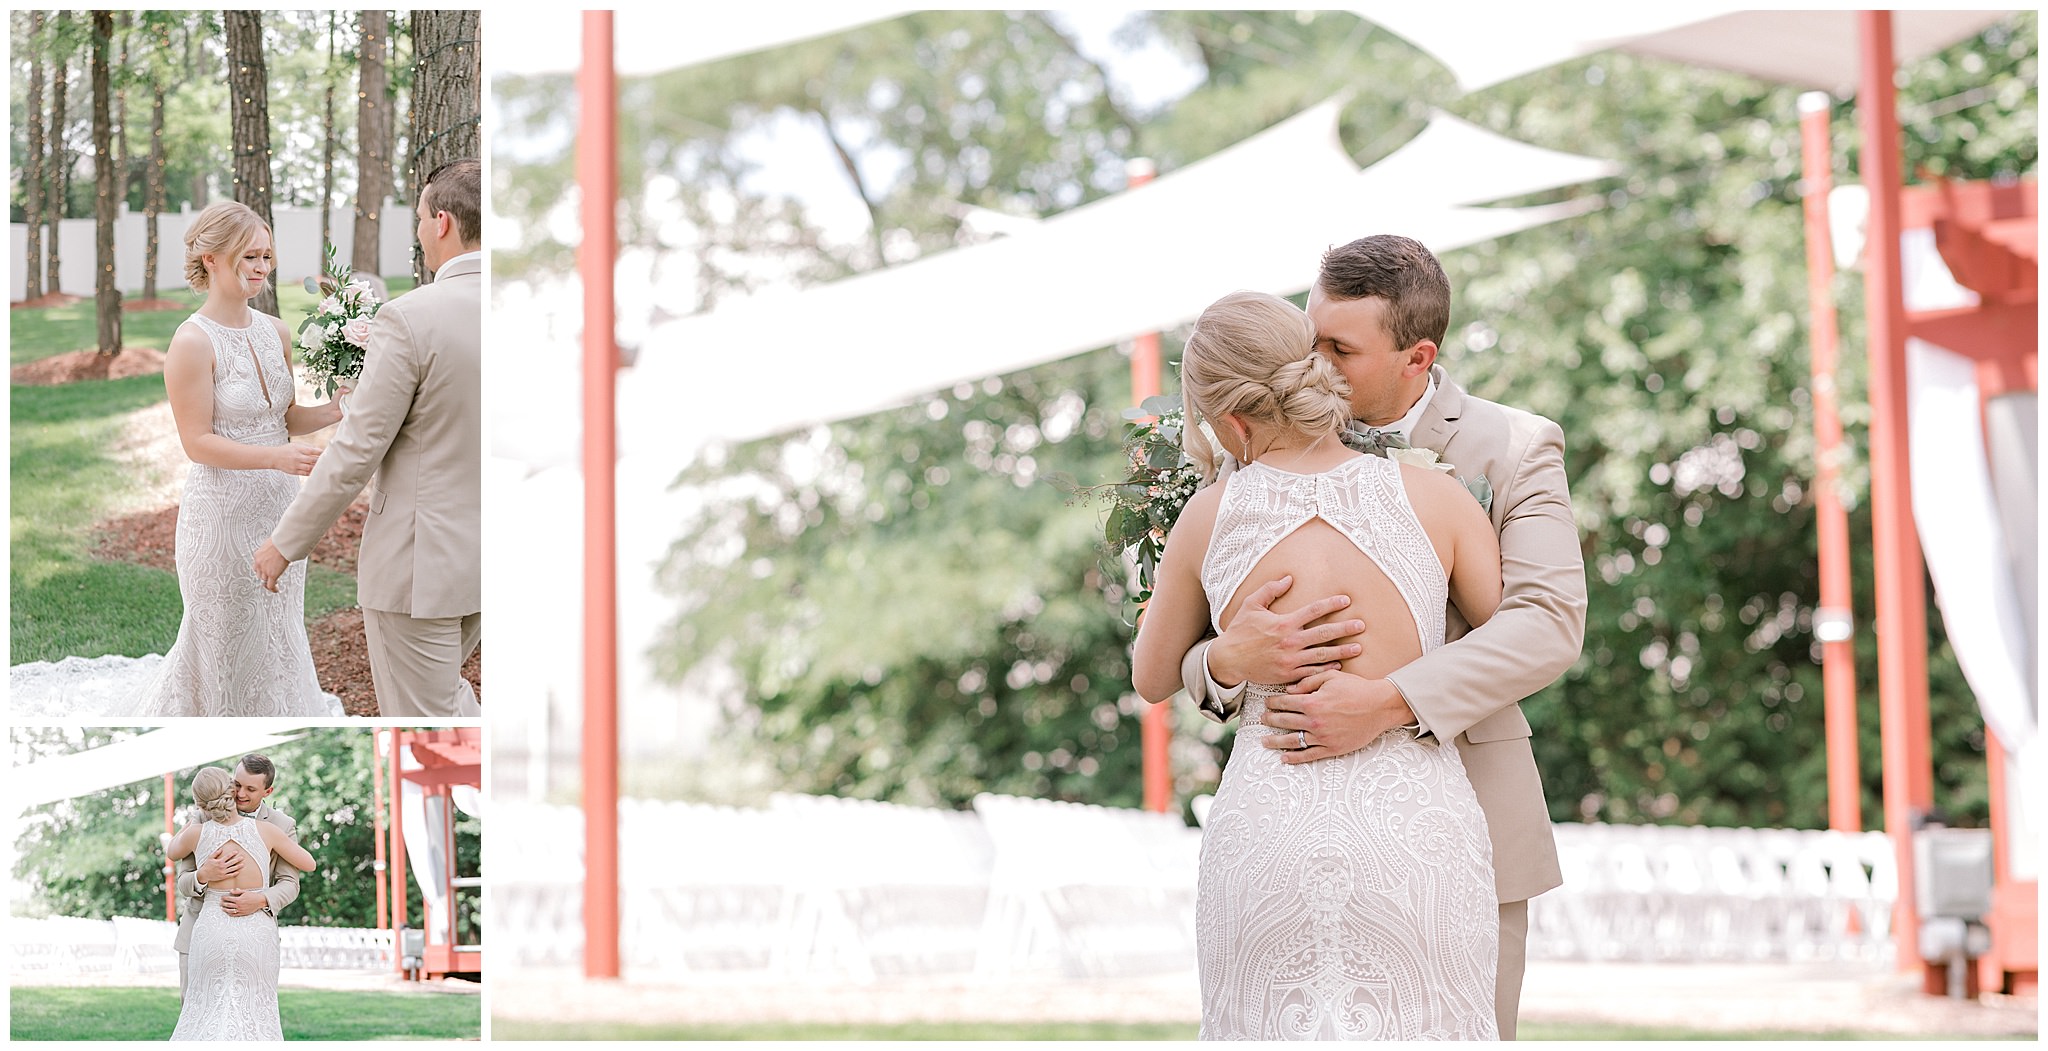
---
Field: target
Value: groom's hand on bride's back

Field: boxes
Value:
[219,889,266,917]
[1208,575,1365,688]
[196,850,240,884]
[270,443,320,476]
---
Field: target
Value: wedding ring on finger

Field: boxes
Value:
[1294,730,1308,750]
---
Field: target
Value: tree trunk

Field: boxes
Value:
[145,71,165,301]
[407,8,480,285]
[224,10,277,315]
[92,11,121,357]
[48,10,72,296]
[320,11,337,254]
[390,12,408,220]
[24,12,46,302]
[352,10,391,276]
[115,12,130,210]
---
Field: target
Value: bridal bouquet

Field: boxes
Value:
[296,244,382,397]
[1085,394,1203,606]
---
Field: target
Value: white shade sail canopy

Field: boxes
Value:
[618,99,1614,466]
[490,5,907,78]
[1359,6,2015,93]
[13,724,312,811]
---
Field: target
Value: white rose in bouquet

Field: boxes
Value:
[341,316,375,348]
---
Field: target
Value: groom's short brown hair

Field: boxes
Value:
[238,753,276,788]
[422,159,482,246]
[1317,235,1451,351]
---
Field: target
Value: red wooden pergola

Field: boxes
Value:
[376,727,483,982]
[1829,13,2036,996]
[573,11,2036,993]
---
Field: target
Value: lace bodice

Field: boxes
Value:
[195,818,272,888]
[184,313,292,446]
[1200,455,1447,655]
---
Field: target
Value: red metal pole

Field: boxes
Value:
[443,784,458,956]
[391,731,408,977]
[1797,92,1863,834]
[164,773,176,922]
[1127,159,1172,816]
[579,9,622,981]
[1856,10,1936,980]
[373,730,388,930]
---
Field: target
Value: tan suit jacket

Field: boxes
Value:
[273,255,482,619]
[172,802,301,954]
[1181,366,1587,904]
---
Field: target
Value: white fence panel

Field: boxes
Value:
[11,201,414,302]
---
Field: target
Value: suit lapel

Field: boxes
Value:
[1410,364,1463,455]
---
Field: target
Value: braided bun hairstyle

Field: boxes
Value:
[190,766,238,822]
[183,201,268,292]
[1179,290,1352,483]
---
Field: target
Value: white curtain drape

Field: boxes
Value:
[1903,230,2037,879]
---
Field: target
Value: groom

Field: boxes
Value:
[1176,235,1587,1039]
[172,754,300,996]
[255,158,483,717]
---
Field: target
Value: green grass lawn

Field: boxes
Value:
[12,279,418,365]
[10,277,415,663]
[10,290,206,364]
[490,1018,2027,1041]
[12,986,478,1041]
[12,376,189,661]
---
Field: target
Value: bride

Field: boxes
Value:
[136,201,344,715]
[165,766,317,1041]
[1134,291,1503,1039]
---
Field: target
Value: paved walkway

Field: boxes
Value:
[491,959,2036,1037]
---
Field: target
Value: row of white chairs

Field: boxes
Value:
[10,916,396,975]
[491,798,1901,977]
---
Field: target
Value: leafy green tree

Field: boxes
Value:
[492,11,1137,299]
[1440,14,2033,828]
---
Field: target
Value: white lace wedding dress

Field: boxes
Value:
[1196,455,1497,1040]
[171,818,284,1041]
[108,312,338,716]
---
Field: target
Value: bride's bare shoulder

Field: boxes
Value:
[165,319,215,361]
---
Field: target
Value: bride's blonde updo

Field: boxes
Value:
[190,766,237,822]
[1180,290,1352,483]
[183,201,268,292]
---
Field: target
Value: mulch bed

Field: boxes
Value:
[91,497,482,714]
[309,608,485,716]
[12,347,166,385]
[12,292,86,309]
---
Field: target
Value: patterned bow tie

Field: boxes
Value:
[1342,423,1409,456]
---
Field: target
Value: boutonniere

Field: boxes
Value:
[1341,426,1493,513]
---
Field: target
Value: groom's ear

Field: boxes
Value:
[1402,339,1438,378]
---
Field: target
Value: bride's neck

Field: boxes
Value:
[1243,427,1347,469]
[198,286,256,327]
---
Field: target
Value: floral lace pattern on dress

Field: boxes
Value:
[171,819,282,1041]
[1194,454,1497,1040]
[134,313,337,716]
